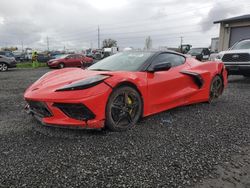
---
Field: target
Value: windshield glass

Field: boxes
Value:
[187,48,203,55]
[231,40,250,50]
[54,54,68,59]
[88,51,154,71]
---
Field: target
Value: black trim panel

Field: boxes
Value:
[180,71,204,88]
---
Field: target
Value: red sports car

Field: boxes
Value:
[24,51,227,131]
[47,54,93,69]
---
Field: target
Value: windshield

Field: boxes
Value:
[187,48,203,55]
[54,54,68,59]
[231,40,250,50]
[88,51,154,71]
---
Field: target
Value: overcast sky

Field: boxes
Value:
[0,0,249,50]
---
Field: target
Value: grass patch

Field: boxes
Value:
[16,62,47,68]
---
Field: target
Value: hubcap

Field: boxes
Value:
[210,77,223,101]
[111,92,139,127]
[0,63,7,71]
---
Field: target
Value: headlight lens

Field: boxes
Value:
[215,54,223,61]
[56,74,110,92]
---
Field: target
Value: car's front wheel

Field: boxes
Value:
[105,86,142,131]
[0,63,8,72]
[209,75,223,103]
[58,63,65,69]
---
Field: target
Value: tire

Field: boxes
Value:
[58,63,65,69]
[209,75,223,103]
[105,86,142,131]
[0,63,8,72]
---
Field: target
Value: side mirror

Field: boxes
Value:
[148,62,172,72]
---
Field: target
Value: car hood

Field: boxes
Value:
[27,68,109,90]
[24,68,145,101]
[220,49,250,55]
[48,57,63,62]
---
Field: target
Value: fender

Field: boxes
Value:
[180,70,204,88]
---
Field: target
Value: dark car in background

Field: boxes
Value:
[13,51,26,62]
[47,54,94,68]
[187,48,210,61]
[37,53,52,62]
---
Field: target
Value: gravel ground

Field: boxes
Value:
[0,68,250,188]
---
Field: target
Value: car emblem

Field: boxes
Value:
[232,54,239,58]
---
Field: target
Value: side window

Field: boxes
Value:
[152,53,185,67]
[67,55,74,59]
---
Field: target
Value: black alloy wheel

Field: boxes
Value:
[105,86,142,131]
[209,75,223,103]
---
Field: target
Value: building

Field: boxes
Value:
[214,14,250,51]
[210,37,219,52]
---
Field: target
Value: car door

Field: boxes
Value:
[73,54,82,67]
[64,55,77,67]
[147,52,194,114]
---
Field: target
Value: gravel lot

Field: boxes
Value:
[0,68,250,188]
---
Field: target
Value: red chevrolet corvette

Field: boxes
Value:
[24,51,227,131]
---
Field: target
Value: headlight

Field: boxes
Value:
[215,54,223,61]
[56,74,110,92]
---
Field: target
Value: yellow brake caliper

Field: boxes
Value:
[127,96,133,114]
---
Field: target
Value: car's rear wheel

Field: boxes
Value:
[105,86,142,131]
[58,63,65,69]
[0,63,8,72]
[209,75,223,103]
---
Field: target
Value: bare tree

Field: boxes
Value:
[102,39,117,48]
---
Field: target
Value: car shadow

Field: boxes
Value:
[228,76,250,84]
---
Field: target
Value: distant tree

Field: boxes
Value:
[1,46,18,51]
[144,36,152,50]
[102,39,117,48]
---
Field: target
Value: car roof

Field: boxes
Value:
[123,50,185,56]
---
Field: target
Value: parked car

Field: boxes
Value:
[47,54,94,68]
[0,51,15,58]
[37,53,51,62]
[24,50,227,131]
[0,54,17,71]
[187,48,210,61]
[13,51,26,62]
[216,39,250,77]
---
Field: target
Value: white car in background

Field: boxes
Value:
[216,39,250,77]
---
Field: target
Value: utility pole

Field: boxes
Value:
[98,26,100,49]
[21,41,24,52]
[180,36,183,53]
[47,36,50,51]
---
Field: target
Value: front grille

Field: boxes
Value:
[222,53,250,62]
[27,101,52,118]
[53,103,95,121]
